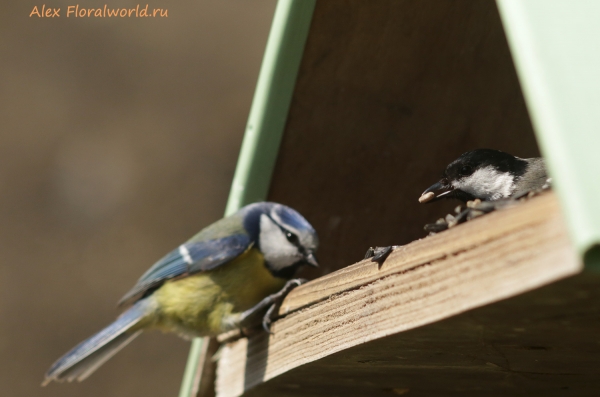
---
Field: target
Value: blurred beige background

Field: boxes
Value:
[0,1,276,396]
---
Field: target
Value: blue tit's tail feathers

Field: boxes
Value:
[43,298,151,385]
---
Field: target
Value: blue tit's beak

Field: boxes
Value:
[419,179,455,203]
[305,252,319,267]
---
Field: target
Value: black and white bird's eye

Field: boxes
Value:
[459,165,473,176]
[285,231,299,244]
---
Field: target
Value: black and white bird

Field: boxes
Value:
[419,149,550,204]
[365,149,550,263]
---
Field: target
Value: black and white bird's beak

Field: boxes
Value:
[419,179,455,203]
[304,251,319,267]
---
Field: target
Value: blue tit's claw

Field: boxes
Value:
[239,278,306,333]
[262,303,277,334]
[260,279,305,334]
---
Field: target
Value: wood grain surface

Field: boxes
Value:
[267,0,540,280]
[215,193,583,397]
[203,1,582,395]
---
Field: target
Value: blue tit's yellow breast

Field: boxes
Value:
[150,248,286,337]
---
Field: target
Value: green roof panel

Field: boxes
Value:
[497,0,600,268]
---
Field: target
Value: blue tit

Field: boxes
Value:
[419,149,550,203]
[43,202,318,385]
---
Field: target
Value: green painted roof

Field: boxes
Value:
[179,1,315,396]
[498,0,600,267]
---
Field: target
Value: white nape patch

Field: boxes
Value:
[453,166,515,200]
[179,245,193,265]
[259,214,300,271]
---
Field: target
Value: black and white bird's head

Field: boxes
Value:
[419,149,542,203]
[247,203,319,278]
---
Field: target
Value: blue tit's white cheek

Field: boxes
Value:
[259,214,301,270]
[453,166,516,200]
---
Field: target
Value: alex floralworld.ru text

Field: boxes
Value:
[29,4,168,18]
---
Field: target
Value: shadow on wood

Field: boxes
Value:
[210,1,577,396]
[238,272,600,397]
[215,193,583,397]
[268,0,539,279]
[243,334,269,392]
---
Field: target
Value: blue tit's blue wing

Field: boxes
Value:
[118,234,252,306]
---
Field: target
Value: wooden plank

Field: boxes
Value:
[278,193,558,315]
[215,193,582,397]
[267,0,541,280]
[196,338,220,397]
[236,271,600,397]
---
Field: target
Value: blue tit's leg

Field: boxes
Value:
[262,302,278,334]
[239,278,306,334]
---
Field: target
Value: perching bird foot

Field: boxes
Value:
[423,189,550,234]
[364,246,397,265]
[239,278,307,334]
[424,198,506,233]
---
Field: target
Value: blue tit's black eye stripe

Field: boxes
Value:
[118,234,251,305]
[283,228,309,258]
[285,231,299,245]
[265,213,302,247]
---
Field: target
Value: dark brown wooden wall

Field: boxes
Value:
[267,0,539,277]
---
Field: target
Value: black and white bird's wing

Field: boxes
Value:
[118,233,252,306]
